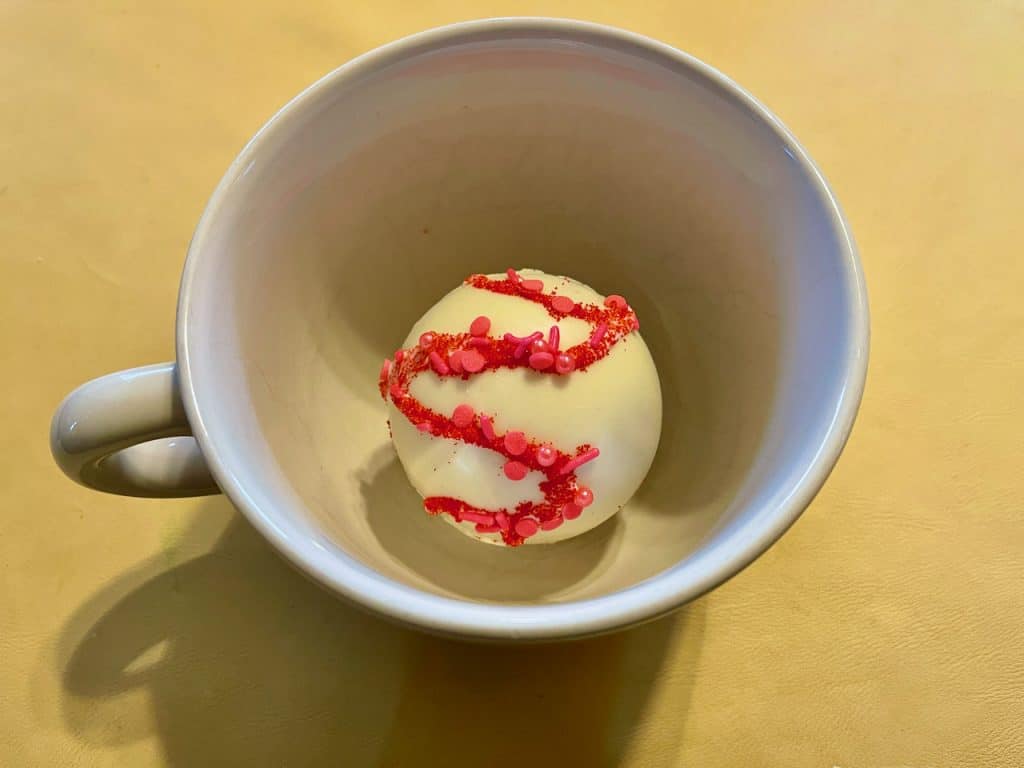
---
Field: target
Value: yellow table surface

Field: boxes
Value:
[2,2,1022,766]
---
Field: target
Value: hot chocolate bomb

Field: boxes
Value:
[379,268,662,546]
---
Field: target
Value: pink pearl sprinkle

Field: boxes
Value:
[452,403,475,428]
[589,321,608,348]
[530,337,550,355]
[448,350,464,373]
[480,414,497,442]
[514,517,539,537]
[503,460,528,481]
[470,315,491,336]
[547,325,560,352]
[575,487,594,507]
[560,447,600,476]
[529,351,554,370]
[429,350,449,375]
[555,352,576,374]
[461,349,486,373]
[540,515,563,531]
[536,444,556,467]
[504,430,527,456]
[507,331,543,359]
[521,278,544,292]
[562,503,582,520]
[551,295,576,314]
[394,349,405,364]
[604,294,628,310]
[418,332,435,350]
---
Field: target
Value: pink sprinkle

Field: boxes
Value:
[480,414,497,442]
[389,381,404,401]
[503,460,528,481]
[506,268,520,283]
[379,358,391,381]
[394,349,405,363]
[529,351,554,370]
[540,515,563,531]
[504,430,528,455]
[495,511,510,531]
[536,444,556,467]
[555,353,576,374]
[452,403,475,428]
[530,337,550,355]
[560,447,600,476]
[419,332,435,350]
[475,523,501,533]
[448,350,464,373]
[460,510,495,526]
[429,350,449,375]
[470,315,491,336]
[604,294,628,310]
[514,517,539,537]
[562,503,582,520]
[416,421,432,432]
[467,336,491,348]
[551,295,576,314]
[522,278,544,292]
[547,325,560,352]
[575,487,594,507]
[507,331,543,359]
[461,349,486,373]
[589,321,608,348]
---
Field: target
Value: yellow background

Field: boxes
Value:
[2,2,1022,766]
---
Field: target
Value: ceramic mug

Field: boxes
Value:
[51,18,868,640]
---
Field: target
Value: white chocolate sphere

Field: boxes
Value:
[385,269,662,545]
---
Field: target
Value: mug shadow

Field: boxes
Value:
[57,497,705,767]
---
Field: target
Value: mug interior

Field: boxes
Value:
[181,23,863,623]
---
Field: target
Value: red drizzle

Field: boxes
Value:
[380,270,639,546]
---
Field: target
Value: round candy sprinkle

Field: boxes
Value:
[461,349,486,373]
[551,295,576,314]
[503,460,528,481]
[514,517,539,537]
[452,404,475,428]
[536,444,556,467]
[418,332,435,350]
[540,515,563,531]
[575,487,594,507]
[530,337,550,355]
[555,352,576,374]
[504,430,528,455]
[470,315,491,336]
[521,278,544,292]
[604,294,628,310]
[529,351,554,370]
[562,502,582,520]
[448,350,464,373]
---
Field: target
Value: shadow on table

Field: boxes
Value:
[57,497,705,767]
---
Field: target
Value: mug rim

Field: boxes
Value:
[176,17,870,640]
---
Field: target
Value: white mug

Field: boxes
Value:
[51,18,868,640]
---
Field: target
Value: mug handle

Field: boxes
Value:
[50,362,220,497]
